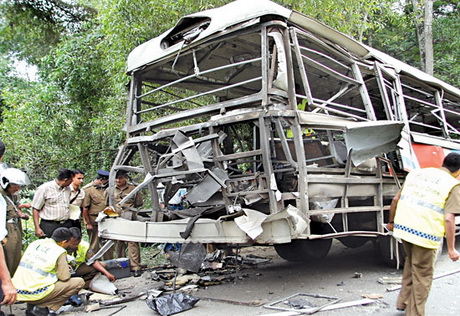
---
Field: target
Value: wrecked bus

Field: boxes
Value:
[99,0,460,264]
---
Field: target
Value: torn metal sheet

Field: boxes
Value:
[265,205,309,237]
[309,198,338,224]
[172,131,204,170]
[186,168,229,204]
[234,205,308,240]
[234,209,268,240]
[269,31,288,91]
[344,121,404,166]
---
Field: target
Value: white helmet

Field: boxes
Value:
[0,168,31,189]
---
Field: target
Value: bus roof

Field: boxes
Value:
[127,0,460,98]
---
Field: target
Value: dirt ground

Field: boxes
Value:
[7,239,460,316]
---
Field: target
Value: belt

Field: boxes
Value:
[41,219,70,224]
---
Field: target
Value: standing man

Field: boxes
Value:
[0,139,17,308]
[32,168,75,238]
[0,168,31,275]
[388,152,460,315]
[12,227,85,316]
[108,170,143,277]
[82,170,112,259]
[69,170,85,231]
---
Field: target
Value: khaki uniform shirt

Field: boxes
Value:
[82,183,107,216]
[444,184,460,214]
[109,184,143,209]
[31,180,71,221]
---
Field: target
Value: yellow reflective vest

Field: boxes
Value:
[68,240,90,271]
[12,238,66,301]
[394,168,459,249]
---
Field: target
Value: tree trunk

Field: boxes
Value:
[423,0,434,75]
[411,0,434,75]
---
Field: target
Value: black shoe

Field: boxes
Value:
[25,306,50,316]
[132,270,142,277]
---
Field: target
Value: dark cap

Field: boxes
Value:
[97,170,110,179]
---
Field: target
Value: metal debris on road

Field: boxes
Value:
[264,293,340,314]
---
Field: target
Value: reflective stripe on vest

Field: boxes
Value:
[12,238,65,301]
[394,168,459,249]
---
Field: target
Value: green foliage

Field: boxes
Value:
[0,0,95,65]
[277,0,396,41]
[0,0,459,184]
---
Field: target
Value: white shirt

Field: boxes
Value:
[0,194,8,239]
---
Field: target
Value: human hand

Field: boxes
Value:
[448,249,459,262]
[18,203,31,209]
[35,228,45,238]
[1,279,17,305]
[86,223,93,231]
[17,211,29,220]
[106,273,116,282]
[386,222,394,231]
[1,238,7,246]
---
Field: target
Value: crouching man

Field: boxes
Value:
[67,227,115,288]
[12,227,84,316]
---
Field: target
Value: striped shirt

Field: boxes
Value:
[32,180,71,221]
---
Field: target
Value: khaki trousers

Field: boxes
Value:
[33,277,85,312]
[74,263,99,288]
[397,240,437,316]
[3,221,23,275]
[88,222,114,260]
[115,241,141,270]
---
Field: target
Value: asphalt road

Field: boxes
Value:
[9,239,460,316]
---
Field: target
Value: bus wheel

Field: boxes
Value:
[377,236,443,268]
[377,235,405,268]
[274,239,332,262]
[339,237,370,248]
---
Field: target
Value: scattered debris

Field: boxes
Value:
[387,268,460,292]
[378,276,402,284]
[89,273,118,295]
[199,296,267,306]
[353,272,362,278]
[264,293,340,314]
[362,293,384,299]
[146,292,200,316]
[100,292,146,306]
[260,298,375,315]
[167,243,207,273]
[84,303,127,313]
[107,305,127,316]
[336,281,346,286]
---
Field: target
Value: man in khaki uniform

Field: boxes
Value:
[82,170,112,259]
[107,170,143,277]
[12,227,85,315]
[0,168,31,275]
[0,140,18,307]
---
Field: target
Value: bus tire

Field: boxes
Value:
[274,239,332,262]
